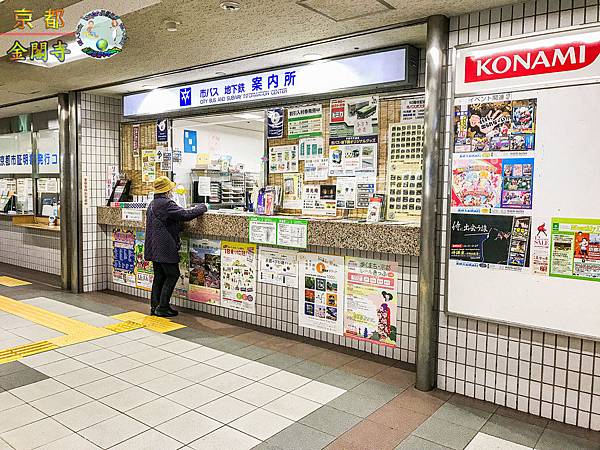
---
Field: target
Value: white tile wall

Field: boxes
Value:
[0,217,60,275]
[79,93,122,292]
[439,0,600,431]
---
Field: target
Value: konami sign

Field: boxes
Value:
[455,26,600,95]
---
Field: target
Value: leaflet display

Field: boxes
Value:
[448,26,600,339]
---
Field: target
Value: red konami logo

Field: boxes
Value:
[465,39,600,82]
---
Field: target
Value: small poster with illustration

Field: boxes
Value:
[221,242,257,314]
[298,253,345,335]
[134,231,153,291]
[344,257,398,347]
[112,228,136,287]
[451,159,502,209]
[174,238,190,298]
[188,239,221,304]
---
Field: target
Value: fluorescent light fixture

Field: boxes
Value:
[17,40,87,68]
[303,53,323,61]
[233,113,263,120]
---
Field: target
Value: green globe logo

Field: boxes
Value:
[96,39,109,51]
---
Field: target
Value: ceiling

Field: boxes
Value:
[0,0,521,109]
[174,111,264,133]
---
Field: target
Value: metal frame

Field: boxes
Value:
[443,23,600,342]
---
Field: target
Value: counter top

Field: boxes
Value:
[96,206,420,256]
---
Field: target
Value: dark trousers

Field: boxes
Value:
[151,262,180,311]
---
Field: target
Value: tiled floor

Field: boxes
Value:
[0,269,598,449]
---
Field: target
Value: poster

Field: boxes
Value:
[287,104,323,139]
[298,253,345,335]
[221,242,257,314]
[188,239,221,304]
[531,218,550,275]
[328,136,377,177]
[277,218,308,248]
[400,97,426,124]
[450,213,531,270]
[304,157,329,181]
[299,137,324,160]
[134,231,153,291]
[282,173,303,209]
[356,176,376,208]
[156,119,168,142]
[112,228,136,287]
[550,218,600,281]
[336,178,357,209]
[258,248,298,288]
[501,158,534,209]
[267,108,284,139]
[249,217,277,245]
[453,97,536,153]
[141,149,156,183]
[106,165,119,200]
[174,238,190,298]
[451,159,502,209]
[161,148,173,172]
[330,96,379,137]
[184,129,197,154]
[302,184,336,217]
[269,145,298,173]
[132,124,140,157]
[344,257,398,347]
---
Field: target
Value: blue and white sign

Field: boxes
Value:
[183,129,197,154]
[267,107,284,139]
[156,118,168,142]
[124,47,414,117]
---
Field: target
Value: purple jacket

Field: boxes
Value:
[144,194,207,264]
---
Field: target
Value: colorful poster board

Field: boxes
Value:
[287,104,323,139]
[344,257,398,347]
[112,228,136,287]
[221,242,257,314]
[258,248,298,288]
[134,231,153,291]
[298,253,345,335]
[188,239,221,304]
[550,218,600,281]
[328,136,377,177]
[329,96,379,137]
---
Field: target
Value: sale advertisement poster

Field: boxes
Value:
[451,159,502,208]
[134,231,153,291]
[298,253,345,335]
[531,218,550,275]
[450,213,531,270]
[329,96,379,137]
[550,218,600,281]
[221,242,257,314]
[344,257,398,347]
[112,228,136,287]
[189,239,221,304]
[258,248,298,288]
[328,136,377,177]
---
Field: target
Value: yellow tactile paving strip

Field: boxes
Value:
[0,294,186,364]
[0,276,31,287]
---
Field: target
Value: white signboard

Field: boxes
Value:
[258,248,298,288]
[124,48,411,116]
[122,209,143,222]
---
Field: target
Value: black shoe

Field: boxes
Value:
[150,307,156,316]
[167,306,178,315]
[154,308,178,318]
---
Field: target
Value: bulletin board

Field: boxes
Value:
[446,26,600,340]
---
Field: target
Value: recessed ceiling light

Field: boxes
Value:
[220,1,241,11]
[233,113,262,120]
[164,20,180,32]
[215,71,226,76]
[303,53,322,61]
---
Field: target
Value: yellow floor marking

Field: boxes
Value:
[0,295,186,365]
[0,276,32,287]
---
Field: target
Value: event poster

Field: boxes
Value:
[299,137,324,160]
[188,239,221,304]
[174,238,190,298]
[258,248,298,288]
[550,218,600,281]
[287,104,323,139]
[330,96,379,137]
[112,228,136,287]
[221,242,257,314]
[302,184,336,216]
[450,213,531,270]
[298,253,345,335]
[134,231,153,291]
[328,136,377,177]
[267,108,284,139]
[141,149,156,183]
[501,158,534,209]
[344,257,398,347]
[269,145,298,173]
[451,159,502,209]
[453,97,536,153]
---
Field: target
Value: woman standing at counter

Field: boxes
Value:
[145,176,207,317]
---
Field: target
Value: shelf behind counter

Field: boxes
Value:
[96,206,420,256]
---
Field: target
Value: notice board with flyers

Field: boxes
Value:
[446,25,600,339]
